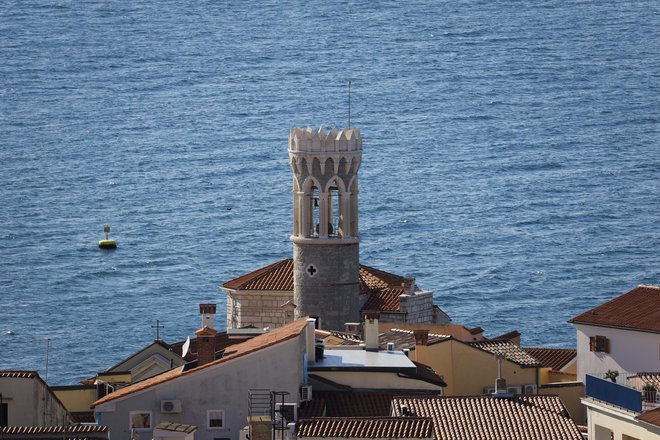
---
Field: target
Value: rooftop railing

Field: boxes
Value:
[587,371,660,412]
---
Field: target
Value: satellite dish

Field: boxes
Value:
[182,336,191,358]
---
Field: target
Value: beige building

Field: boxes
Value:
[0,371,70,426]
[379,328,541,395]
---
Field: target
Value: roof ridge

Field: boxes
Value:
[93,318,308,407]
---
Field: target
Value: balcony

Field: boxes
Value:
[586,372,660,413]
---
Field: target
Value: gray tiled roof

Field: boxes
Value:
[470,340,541,366]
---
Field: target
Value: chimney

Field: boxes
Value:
[363,312,380,352]
[195,326,217,367]
[199,303,217,329]
[413,329,429,346]
[344,322,360,335]
[306,318,317,363]
[493,353,510,396]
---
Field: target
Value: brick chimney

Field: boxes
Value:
[413,329,429,346]
[196,304,218,367]
[195,326,217,367]
[363,312,380,352]
[413,329,429,364]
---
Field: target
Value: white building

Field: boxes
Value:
[569,285,660,384]
[570,285,660,439]
[92,318,311,440]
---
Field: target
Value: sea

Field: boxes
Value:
[1,1,659,385]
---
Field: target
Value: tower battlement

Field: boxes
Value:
[289,127,362,153]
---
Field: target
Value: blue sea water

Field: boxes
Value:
[1,1,659,385]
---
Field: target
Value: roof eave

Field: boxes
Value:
[569,321,660,335]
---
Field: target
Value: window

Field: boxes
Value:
[1,402,7,427]
[207,410,225,429]
[129,411,152,430]
[589,335,610,353]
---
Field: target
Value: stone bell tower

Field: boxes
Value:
[289,127,362,331]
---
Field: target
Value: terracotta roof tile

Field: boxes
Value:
[379,323,485,343]
[637,407,660,427]
[223,259,408,293]
[169,332,252,360]
[392,395,583,440]
[569,285,660,333]
[359,265,408,291]
[155,422,197,433]
[409,361,447,387]
[297,417,433,439]
[523,347,576,371]
[362,288,404,312]
[0,370,39,379]
[222,259,294,291]
[470,340,541,367]
[93,318,308,407]
[378,329,449,351]
[222,259,412,314]
[299,391,440,418]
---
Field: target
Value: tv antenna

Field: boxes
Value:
[151,319,165,341]
[348,80,352,128]
[33,338,51,382]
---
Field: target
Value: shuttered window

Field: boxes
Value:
[589,335,609,353]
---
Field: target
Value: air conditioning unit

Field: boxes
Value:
[507,386,522,395]
[523,384,538,395]
[275,403,297,424]
[300,385,313,402]
[483,386,495,394]
[160,399,182,413]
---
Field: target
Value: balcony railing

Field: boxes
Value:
[587,371,660,412]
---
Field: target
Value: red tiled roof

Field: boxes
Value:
[169,332,252,360]
[222,259,294,291]
[362,287,404,312]
[409,361,447,387]
[93,318,309,407]
[222,259,412,313]
[523,347,576,371]
[637,407,660,427]
[297,417,433,439]
[470,340,541,367]
[223,259,409,294]
[0,370,39,378]
[569,285,660,333]
[300,391,397,418]
[359,264,409,291]
[378,323,486,343]
[392,395,583,440]
[378,329,450,351]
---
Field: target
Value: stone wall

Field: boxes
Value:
[398,290,447,324]
[226,291,293,329]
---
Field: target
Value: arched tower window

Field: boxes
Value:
[328,179,341,237]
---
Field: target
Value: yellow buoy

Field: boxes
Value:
[99,224,117,249]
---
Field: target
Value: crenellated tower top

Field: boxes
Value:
[289,127,362,153]
[289,127,362,243]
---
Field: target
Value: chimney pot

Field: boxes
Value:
[413,329,429,346]
[363,312,380,352]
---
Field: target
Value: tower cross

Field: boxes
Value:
[151,320,164,341]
